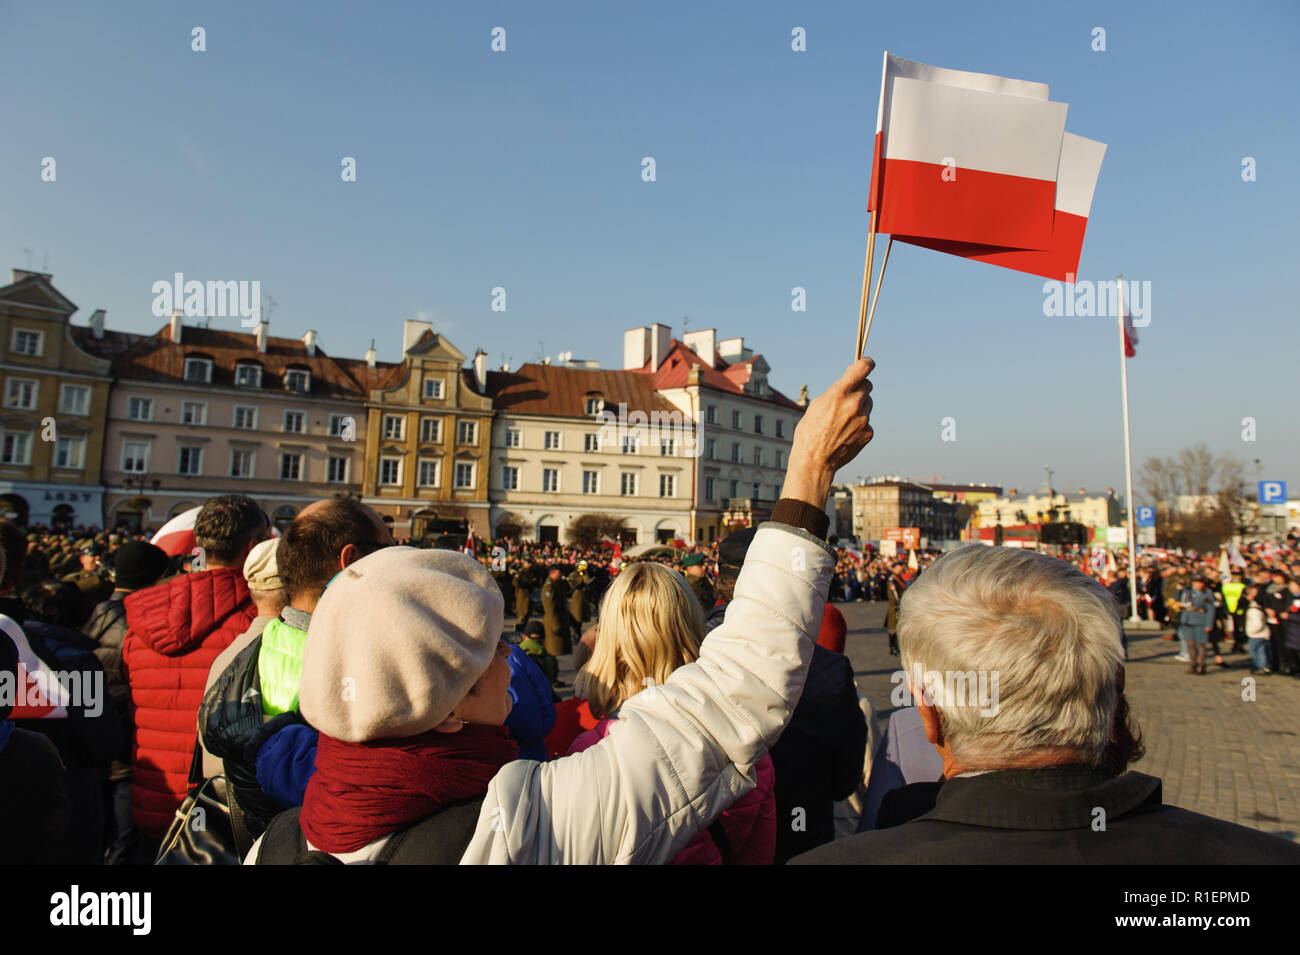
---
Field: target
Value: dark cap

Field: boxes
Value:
[81,543,105,557]
[717,528,758,570]
[112,541,171,590]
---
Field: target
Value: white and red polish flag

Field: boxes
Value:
[3,615,69,719]
[867,53,1068,250]
[896,132,1107,281]
[1122,294,1139,357]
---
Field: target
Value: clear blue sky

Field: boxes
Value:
[3,0,1297,500]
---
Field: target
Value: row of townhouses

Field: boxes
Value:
[0,270,806,544]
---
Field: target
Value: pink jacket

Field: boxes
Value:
[567,717,776,865]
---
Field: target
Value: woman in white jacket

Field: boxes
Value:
[248,358,875,865]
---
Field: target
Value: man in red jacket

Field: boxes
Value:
[122,495,269,857]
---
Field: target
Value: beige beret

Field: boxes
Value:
[243,538,282,592]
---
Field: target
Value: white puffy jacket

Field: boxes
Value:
[460,521,833,864]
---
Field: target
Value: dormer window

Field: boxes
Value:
[584,394,604,416]
[424,378,444,400]
[184,357,213,383]
[285,368,311,393]
[235,363,263,388]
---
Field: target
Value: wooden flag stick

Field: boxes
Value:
[854,208,879,358]
[861,235,894,349]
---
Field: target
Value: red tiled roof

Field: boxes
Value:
[487,363,681,418]
[630,339,801,409]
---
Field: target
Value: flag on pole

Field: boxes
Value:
[150,506,202,557]
[869,53,1068,250]
[907,548,919,571]
[463,524,477,558]
[895,132,1107,280]
[3,615,69,719]
[1122,294,1139,357]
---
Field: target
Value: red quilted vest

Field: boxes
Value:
[122,567,256,839]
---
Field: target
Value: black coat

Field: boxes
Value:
[769,644,867,864]
[791,765,1300,864]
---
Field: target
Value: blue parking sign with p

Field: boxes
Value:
[1259,481,1287,504]
[1136,506,1155,527]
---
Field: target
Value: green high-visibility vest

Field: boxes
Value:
[1222,581,1245,614]
[257,617,309,717]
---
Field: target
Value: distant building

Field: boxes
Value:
[977,489,1121,532]
[850,478,961,545]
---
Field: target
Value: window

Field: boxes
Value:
[60,385,90,415]
[754,414,764,435]
[235,364,262,388]
[753,482,761,500]
[11,329,42,356]
[418,459,440,487]
[327,455,348,483]
[706,405,718,425]
[127,396,153,421]
[542,468,559,493]
[181,401,207,426]
[383,415,405,440]
[233,406,257,430]
[660,438,674,457]
[280,453,302,481]
[584,396,604,415]
[424,378,444,400]
[731,443,740,463]
[775,449,783,469]
[776,419,784,438]
[177,445,203,475]
[379,457,402,486]
[284,411,305,434]
[620,472,637,496]
[753,447,762,466]
[184,358,212,383]
[454,461,475,489]
[582,470,599,495]
[230,449,255,478]
[330,414,353,438]
[284,369,311,393]
[728,479,740,499]
[5,378,37,410]
[122,441,149,473]
[54,436,86,469]
[502,465,519,491]
[621,433,637,455]
[659,474,675,498]
[544,431,561,451]
[457,421,478,445]
[731,410,742,429]
[584,433,599,453]
[704,476,715,501]
[421,418,442,443]
[1,431,31,466]
[705,438,716,460]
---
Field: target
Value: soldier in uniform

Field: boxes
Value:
[682,552,714,612]
[512,558,536,625]
[540,564,572,657]
[567,560,589,633]
[62,543,114,606]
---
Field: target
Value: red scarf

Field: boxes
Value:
[299,724,518,853]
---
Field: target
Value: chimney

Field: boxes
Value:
[365,339,376,368]
[649,322,671,371]
[623,327,651,370]
[89,309,105,340]
[473,349,488,394]
[682,328,716,367]
[500,361,511,373]
[169,310,183,343]
[403,319,433,354]
[255,321,268,354]
[717,336,751,361]
[302,329,318,357]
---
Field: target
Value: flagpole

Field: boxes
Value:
[1116,273,1141,624]
[862,235,894,348]
[855,209,878,358]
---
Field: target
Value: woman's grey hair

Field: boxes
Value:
[898,545,1123,769]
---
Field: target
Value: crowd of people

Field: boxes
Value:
[2,358,1298,865]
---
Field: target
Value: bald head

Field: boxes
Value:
[278,498,392,610]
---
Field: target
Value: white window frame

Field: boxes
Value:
[454,460,476,489]
[421,418,443,443]
[504,428,521,449]
[59,384,91,416]
[284,369,311,393]
[327,455,349,483]
[379,456,403,486]
[732,410,742,430]
[235,364,263,388]
[705,476,716,501]
[4,378,38,410]
[127,396,154,421]
[502,465,519,491]
[776,419,785,438]
[11,328,43,357]
[660,473,675,498]
[233,405,258,430]
[280,452,303,481]
[181,400,208,426]
[544,430,561,451]
[457,421,478,445]
[184,357,213,383]
[283,410,306,434]
[582,470,599,495]
[1,430,33,466]
[230,448,256,479]
[583,432,599,453]
[584,396,604,416]
[424,378,445,400]
[122,440,150,473]
[620,472,637,497]
[660,437,674,457]
[383,414,406,441]
[542,468,560,493]
[177,445,204,475]
[706,438,717,460]
[706,405,718,424]
[53,435,86,470]
[418,458,441,488]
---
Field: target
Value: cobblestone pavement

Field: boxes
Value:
[833,598,1300,843]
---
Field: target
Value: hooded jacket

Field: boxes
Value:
[122,567,255,838]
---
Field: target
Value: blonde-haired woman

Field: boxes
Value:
[568,561,777,865]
